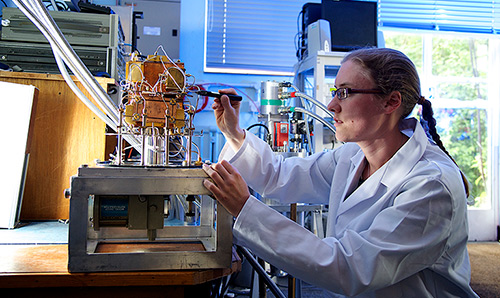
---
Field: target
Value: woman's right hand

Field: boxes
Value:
[202,160,250,217]
[213,88,245,150]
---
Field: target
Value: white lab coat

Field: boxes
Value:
[219,118,478,298]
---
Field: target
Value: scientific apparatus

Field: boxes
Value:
[258,80,336,155]
[66,53,233,272]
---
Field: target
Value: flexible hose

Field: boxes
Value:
[280,106,336,134]
[292,91,335,119]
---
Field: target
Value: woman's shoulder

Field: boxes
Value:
[405,144,465,197]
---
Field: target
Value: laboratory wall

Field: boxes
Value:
[178,0,295,162]
[1,0,298,162]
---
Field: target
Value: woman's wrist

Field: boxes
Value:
[224,128,245,151]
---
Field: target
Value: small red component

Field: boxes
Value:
[274,122,289,147]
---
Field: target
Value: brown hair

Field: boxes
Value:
[343,47,470,196]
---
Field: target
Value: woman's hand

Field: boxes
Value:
[202,160,250,217]
[213,88,245,150]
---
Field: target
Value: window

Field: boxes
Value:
[378,1,500,232]
[384,31,499,209]
[204,0,310,75]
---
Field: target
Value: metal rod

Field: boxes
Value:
[186,111,194,165]
[141,115,146,166]
[117,109,123,165]
[288,203,298,298]
[165,115,170,166]
[236,246,286,298]
[293,91,335,119]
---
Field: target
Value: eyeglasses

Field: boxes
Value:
[331,87,384,100]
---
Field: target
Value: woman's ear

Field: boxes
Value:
[384,90,402,114]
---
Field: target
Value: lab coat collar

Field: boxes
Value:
[338,118,426,213]
[380,118,427,187]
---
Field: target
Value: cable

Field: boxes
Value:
[298,97,314,153]
[187,84,209,113]
[247,123,270,143]
[295,106,336,134]
[31,1,120,122]
[296,9,304,61]
[246,123,270,134]
[15,0,118,123]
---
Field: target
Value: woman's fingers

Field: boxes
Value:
[202,162,250,217]
[202,178,223,199]
[203,163,225,187]
[214,160,235,175]
[218,88,237,95]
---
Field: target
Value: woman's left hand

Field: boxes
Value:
[202,160,250,217]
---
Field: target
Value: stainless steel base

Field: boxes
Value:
[67,166,233,272]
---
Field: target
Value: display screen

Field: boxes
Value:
[321,0,378,51]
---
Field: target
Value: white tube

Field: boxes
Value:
[33,0,120,122]
[14,0,119,123]
[14,1,112,129]
[14,0,141,149]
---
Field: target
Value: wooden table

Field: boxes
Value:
[0,244,238,297]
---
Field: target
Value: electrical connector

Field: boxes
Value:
[278,92,296,99]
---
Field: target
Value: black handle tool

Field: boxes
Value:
[197,90,243,101]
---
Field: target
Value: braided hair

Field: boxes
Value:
[343,48,470,197]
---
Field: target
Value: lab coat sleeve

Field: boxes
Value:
[233,176,456,296]
[219,131,336,204]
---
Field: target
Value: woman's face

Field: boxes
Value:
[327,60,389,144]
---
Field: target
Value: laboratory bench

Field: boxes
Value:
[0,243,239,297]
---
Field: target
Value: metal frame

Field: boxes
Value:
[68,166,233,272]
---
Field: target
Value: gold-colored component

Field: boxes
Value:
[124,55,186,128]
[126,61,144,82]
[118,53,204,166]
[175,106,185,128]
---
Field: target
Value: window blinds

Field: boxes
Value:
[205,0,500,74]
[205,0,307,74]
[379,0,500,34]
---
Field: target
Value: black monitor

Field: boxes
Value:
[321,0,377,51]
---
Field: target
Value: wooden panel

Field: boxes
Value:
[0,245,237,288]
[0,72,114,220]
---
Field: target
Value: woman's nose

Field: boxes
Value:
[327,97,340,113]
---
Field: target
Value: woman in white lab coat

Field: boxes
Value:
[202,48,478,297]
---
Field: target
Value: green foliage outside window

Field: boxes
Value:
[384,32,489,207]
